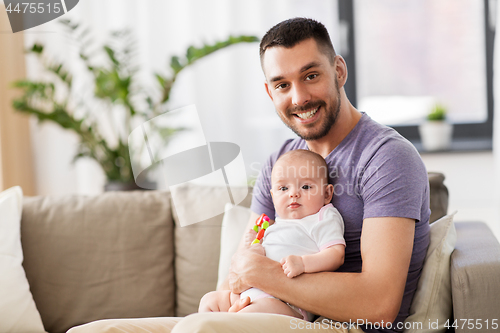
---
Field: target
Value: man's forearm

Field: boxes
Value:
[246,253,402,324]
[302,245,344,273]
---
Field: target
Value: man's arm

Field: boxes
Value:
[229,217,414,324]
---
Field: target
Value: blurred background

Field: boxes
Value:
[0,0,499,238]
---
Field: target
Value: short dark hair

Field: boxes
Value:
[259,17,336,66]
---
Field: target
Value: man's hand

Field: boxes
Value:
[227,243,266,294]
[280,255,305,278]
[244,228,258,248]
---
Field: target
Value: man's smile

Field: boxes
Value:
[286,97,328,128]
[295,106,319,120]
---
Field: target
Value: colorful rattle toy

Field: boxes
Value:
[251,213,270,245]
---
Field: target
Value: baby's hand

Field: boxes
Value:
[244,228,258,247]
[280,255,305,278]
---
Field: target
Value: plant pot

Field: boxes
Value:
[418,121,453,151]
[104,181,156,192]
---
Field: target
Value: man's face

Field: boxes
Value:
[262,38,341,141]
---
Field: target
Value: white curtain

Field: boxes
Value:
[23,0,341,195]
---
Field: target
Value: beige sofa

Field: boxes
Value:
[20,175,500,333]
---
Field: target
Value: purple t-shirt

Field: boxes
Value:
[251,113,430,333]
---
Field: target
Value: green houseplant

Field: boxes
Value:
[12,20,258,190]
[419,103,453,151]
[426,104,447,121]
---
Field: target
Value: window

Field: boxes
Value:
[339,0,495,150]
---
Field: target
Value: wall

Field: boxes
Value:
[421,151,499,240]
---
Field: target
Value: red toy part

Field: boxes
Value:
[256,228,266,240]
[256,213,265,227]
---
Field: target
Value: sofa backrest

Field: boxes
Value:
[428,172,448,224]
[21,191,176,333]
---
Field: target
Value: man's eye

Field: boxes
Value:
[279,186,288,191]
[306,74,318,81]
[275,83,288,90]
[302,185,311,190]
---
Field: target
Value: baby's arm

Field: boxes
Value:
[280,244,345,278]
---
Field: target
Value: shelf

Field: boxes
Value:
[410,138,492,154]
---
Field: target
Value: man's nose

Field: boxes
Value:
[291,83,310,106]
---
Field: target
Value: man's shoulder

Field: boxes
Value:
[336,114,427,189]
[355,114,420,161]
[356,113,406,144]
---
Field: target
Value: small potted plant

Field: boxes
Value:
[418,103,453,151]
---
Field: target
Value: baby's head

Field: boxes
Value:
[270,149,333,220]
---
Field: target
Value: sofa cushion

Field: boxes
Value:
[404,212,457,333]
[21,190,175,333]
[451,222,500,333]
[216,203,252,290]
[0,186,45,333]
[172,185,252,317]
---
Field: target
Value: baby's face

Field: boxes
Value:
[271,156,332,220]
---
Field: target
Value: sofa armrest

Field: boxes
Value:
[451,222,500,333]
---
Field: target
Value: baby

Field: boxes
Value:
[198,149,345,321]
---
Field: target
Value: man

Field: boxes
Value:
[69,18,430,333]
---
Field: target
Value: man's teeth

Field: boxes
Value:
[296,107,319,119]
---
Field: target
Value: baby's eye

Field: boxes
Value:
[279,186,288,191]
[302,185,311,190]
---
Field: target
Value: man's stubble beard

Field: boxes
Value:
[280,81,341,141]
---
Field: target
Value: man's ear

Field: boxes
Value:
[324,184,334,204]
[264,81,274,101]
[334,55,348,89]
